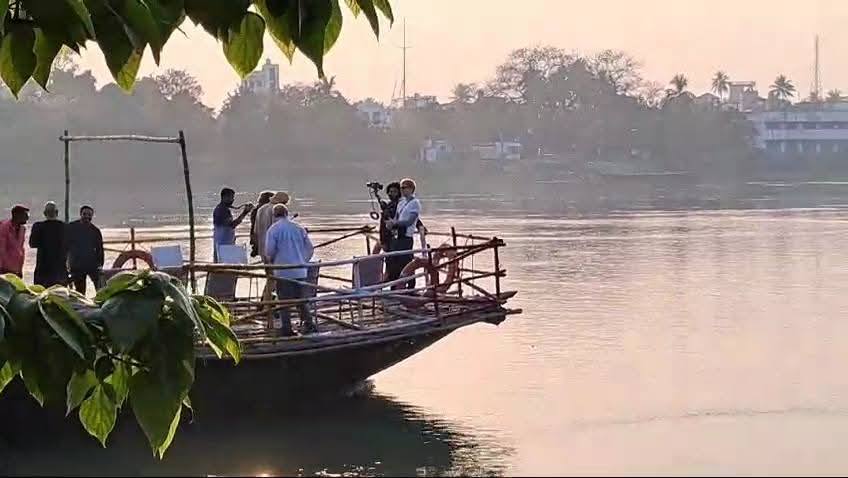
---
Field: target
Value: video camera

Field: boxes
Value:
[366,181,384,192]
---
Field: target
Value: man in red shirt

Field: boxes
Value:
[0,205,29,277]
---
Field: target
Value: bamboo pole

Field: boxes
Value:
[63,130,70,223]
[178,131,197,293]
[59,134,181,143]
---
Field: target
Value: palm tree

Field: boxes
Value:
[669,74,688,95]
[827,89,843,102]
[769,75,796,101]
[711,71,730,101]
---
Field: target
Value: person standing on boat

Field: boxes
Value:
[376,181,402,255]
[265,203,317,336]
[250,190,274,258]
[212,187,253,263]
[29,201,68,287]
[67,205,104,295]
[386,178,421,289]
[254,191,290,264]
[0,205,29,277]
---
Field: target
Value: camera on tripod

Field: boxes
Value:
[366,181,384,192]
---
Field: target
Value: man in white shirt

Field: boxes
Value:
[386,178,421,290]
[265,203,316,336]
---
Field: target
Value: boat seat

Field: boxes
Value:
[352,255,383,289]
[150,245,187,282]
[205,244,247,300]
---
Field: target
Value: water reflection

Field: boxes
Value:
[1,388,512,477]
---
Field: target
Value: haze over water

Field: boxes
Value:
[5,207,848,475]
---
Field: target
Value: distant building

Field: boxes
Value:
[472,141,522,161]
[748,101,848,155]
[694,93,721,109]
[419,138,454,162]
[404,93,439,110]
[727,81,765,112]
[241,59,279,95]
[355,100,392,129]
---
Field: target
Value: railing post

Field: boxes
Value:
[63,130,70,223]
[493,237,501,301]
[451,226,462,297]
[130,227,138,269]
[427,247,442,324]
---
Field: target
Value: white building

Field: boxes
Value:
[727,81,765,112]
[355,99,392,129]
[241,59,280,94]
[420,138,453,162]
[748,102,848,155]
[472,141,522,161]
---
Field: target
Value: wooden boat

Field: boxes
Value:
[50,131,522,406]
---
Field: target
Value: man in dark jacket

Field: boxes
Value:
[29,201,67,287]
[67,205,104,295]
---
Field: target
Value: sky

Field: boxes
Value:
[77,0,848,108]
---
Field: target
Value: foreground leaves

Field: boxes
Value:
[0,271,239,457]
[0,0,394,94]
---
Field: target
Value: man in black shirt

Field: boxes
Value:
[67,205,104,295]
[29,201,67,287]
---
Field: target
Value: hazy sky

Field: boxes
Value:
[77,0,846,108]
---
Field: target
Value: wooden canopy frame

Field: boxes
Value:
[59,130,197,292]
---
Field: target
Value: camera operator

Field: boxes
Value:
[375,182,401,254]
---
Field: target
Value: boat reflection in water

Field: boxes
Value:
[1,387,512,476]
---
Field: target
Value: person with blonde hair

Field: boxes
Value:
[385,178,421,289]
[29,201,67,287]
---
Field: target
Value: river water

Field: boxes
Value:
[4,208,848,476]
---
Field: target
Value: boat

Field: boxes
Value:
[42,131,521,408]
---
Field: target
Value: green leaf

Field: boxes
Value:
[355,0,380,38]
[20,364,45,406]
[150,273,205,339]
[101,291,163,353]
[372,0,393,24]
[33,29,63,89]
[37,299,87,360]
[0,0,8,33]
[184,0,250,38]
[120,0,162,60]
[95,270,147,303]
[1,273,28,293]
[324,0,343,54]
[0,360,20,394]
[66,368,98,415]
[146,0,186,58]
[0,23,37,96]
[79,384,118,447]
[0,278,15,305]
[0,304,6,340]
[255,0,296,62]
[344,0,360,16]
[86,0,144,91]
[66,0,97,37]
[222,11,265,78]
[195,298,240,362]
[47,290,95,340]
[129,369,184,457]
[105,361,130,408]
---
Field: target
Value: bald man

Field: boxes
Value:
[29,201,67,286]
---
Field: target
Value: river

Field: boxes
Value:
[3,208,848,476]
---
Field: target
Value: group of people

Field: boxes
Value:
[210,177,422,337]
[0,202,104,294]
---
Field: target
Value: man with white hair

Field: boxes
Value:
[265,203,316,336]
[29,201,67,286]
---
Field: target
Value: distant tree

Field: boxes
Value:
[637,81,666,109]
[153,69,203,102]
[486,46,574,101]
[588,49,643,96]
[316,75,338,97]
[827,89,843,102]
[670,74,689,95]
[770,75,796,101]
[450,83,478,104]
[711,71,730,101]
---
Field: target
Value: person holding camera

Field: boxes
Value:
[385,178,421,289]
[376,182,402,254]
